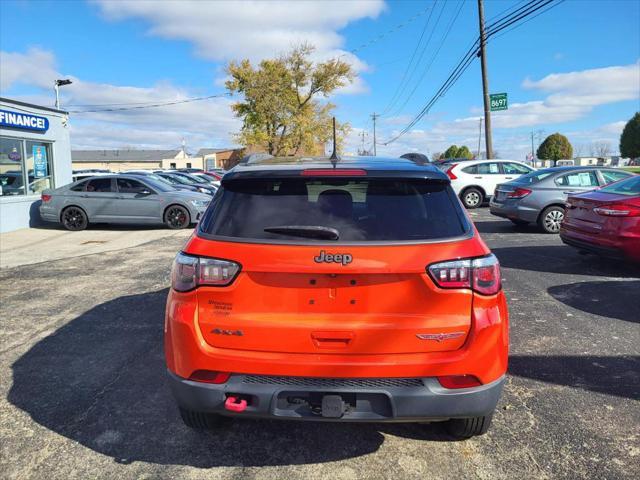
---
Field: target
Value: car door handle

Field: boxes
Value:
[505,176,514,179]
[563,191,577,194]
[80,194,89,198]
[474,176,482,179]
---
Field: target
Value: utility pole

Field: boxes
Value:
[477,0,493,159]
[359,130,369,155]
[477,117,483,159]
[371,113,379,156]
[531,131,535,165]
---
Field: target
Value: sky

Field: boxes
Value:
[1,0,639,160]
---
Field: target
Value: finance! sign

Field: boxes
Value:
[490,93,508,111]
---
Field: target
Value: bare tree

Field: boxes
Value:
[574,143,587,157]
[593,141,611,158]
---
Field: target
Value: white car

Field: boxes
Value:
[444,160,535,208]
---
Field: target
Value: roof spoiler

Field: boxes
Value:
[240,152,274,165]
[400,153,430,165]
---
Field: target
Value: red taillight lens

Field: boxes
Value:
[171,252,241,291]
[437,375,482,389]
[41,194,52,202]
[446,164,458,180]
[301,169,367,176]
[594,203,640,217]
[507,187,532,199]
[428,254,501,295]
[188,370,230,384]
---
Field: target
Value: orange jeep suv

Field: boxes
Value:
[165,155,508,438]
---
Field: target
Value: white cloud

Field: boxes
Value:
[92,0,385,94]
[373,62,640,159]
[1,48,241,150]
[94,0,384,62]
[0,48,60,91]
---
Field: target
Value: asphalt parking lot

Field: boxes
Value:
[1,209,638,480]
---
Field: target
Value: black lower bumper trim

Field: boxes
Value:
[167,370,505,422]
[560,235,625,259]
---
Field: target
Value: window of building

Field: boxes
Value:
[0,136,26,196]
[0,136,55,197]
[186,162,192,168]
[25,141,54,194]
[170,162,177,169]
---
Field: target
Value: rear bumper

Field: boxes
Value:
[489,200,539,223]
[560,230,640,262]
[168,370,505,421]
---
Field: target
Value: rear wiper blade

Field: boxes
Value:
[263,225,340,240]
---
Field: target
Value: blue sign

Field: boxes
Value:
[33,145,48,178]
[0,109,49,132]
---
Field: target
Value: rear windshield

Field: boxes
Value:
[512,168,555,185]
[199,178,469,242]
[598,175,640,196]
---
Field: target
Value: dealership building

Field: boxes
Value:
[0,98,72,233]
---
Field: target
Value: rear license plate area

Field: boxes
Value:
[274,391,392,419]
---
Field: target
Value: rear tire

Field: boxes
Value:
[164,205,191,229]
[61,206,88,231]
[538,206,564,234]
[461,188,483,209]
[178,407,225,429]
[445,414,493,439]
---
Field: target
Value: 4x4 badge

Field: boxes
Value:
[314,250,353,266]
[416,332,465,342]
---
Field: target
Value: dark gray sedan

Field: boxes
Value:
[489,166,634,233]
[39,174,211,231]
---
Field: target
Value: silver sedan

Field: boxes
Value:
[489,166,634,233]
[39,174,212,231]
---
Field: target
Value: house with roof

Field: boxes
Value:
[195,148,244,170]
[71,149,199,171]
[72,147,245,172]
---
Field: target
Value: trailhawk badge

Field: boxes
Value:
[416,332,465,342]
[314,250,353,266]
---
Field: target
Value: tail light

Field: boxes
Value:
[437,375,482,389]
[428,254,501,295]
[171,252,241,291]
[506,187,532,199]
[594,203,640,217]
[446,164,458,180]
[188,370,230,384]
[41,194,52,202]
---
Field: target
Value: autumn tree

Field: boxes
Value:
[457,145,473,159]
[225,44,353,156]
[537,133,573,166]
[443,145,473,159]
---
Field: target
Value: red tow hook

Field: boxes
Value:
[224,395,248,413]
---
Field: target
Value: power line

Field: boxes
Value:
[489,0,565,42]
[383,0,562,145]
[380,0,439,115]
[386,0,466,118]
[340,3,434,58]
[68,93,232,113]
